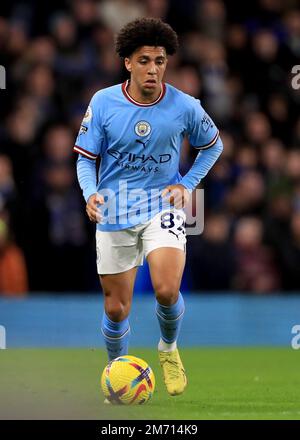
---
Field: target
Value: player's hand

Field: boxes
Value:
[161,184,190,209]
[86,193,104,223]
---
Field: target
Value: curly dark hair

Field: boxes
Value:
[115,17,179,58]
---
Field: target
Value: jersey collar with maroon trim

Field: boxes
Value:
[121,80,166,107]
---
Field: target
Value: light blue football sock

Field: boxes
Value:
[155,292,185,344]
[101,312,130,361]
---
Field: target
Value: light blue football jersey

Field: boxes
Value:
[74,81,219,231]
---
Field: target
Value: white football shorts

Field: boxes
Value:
[96,209,186,274]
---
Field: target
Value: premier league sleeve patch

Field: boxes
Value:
[201,113,214,132]
[83,105,92,123]
[187,100,219,149]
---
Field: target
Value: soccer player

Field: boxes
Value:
[74,18,223,396]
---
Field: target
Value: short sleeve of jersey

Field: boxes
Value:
[73,92,104,160]
[186,97,219,150]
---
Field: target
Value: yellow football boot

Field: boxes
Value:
[158,349,187,396]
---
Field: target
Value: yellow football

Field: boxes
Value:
[101,355,155,405]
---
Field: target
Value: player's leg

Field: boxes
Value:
[96,228,143,362]
[100,267,137,361]
[143,209,187,395]
[147,248,187,396]
[147,247,185,348]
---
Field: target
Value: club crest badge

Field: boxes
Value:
[134,121,151,137]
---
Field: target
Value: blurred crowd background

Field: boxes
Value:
[0,0,300,295]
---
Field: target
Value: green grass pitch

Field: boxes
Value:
[0,348,300,420]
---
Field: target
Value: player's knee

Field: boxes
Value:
[105,300,130,322]
[155,284,179,306]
